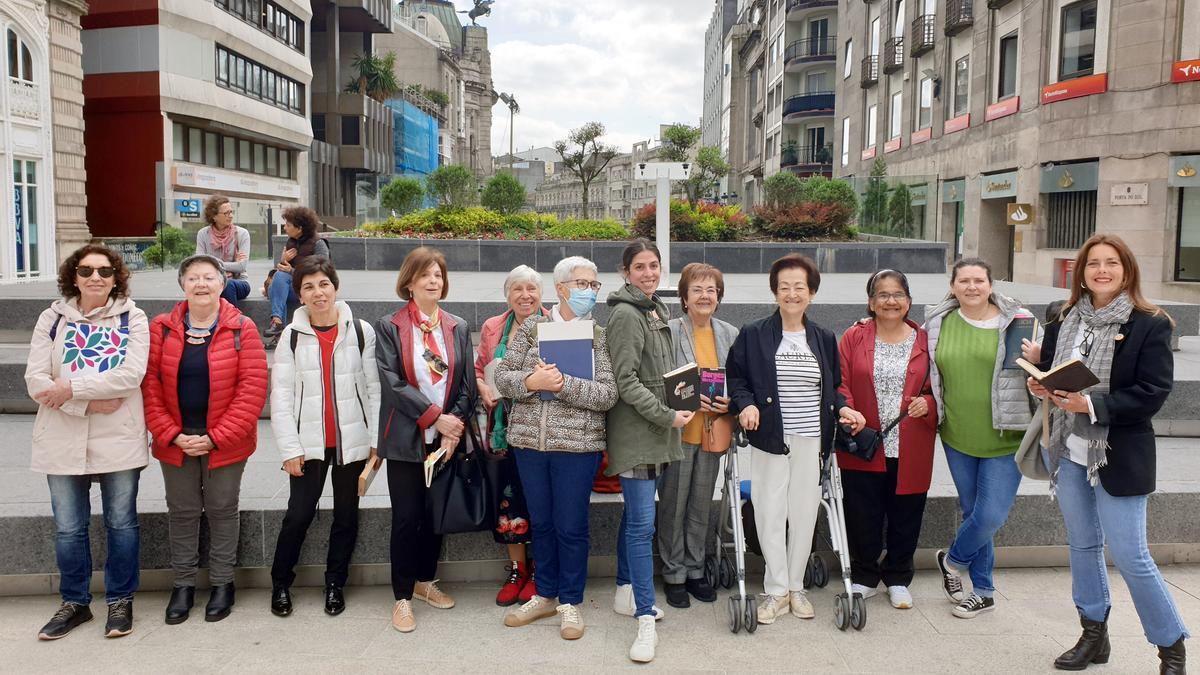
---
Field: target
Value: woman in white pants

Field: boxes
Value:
[726,254,855,625]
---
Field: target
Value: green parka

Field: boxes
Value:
[604,283,684,476]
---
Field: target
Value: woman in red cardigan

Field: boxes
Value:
[142,255,268,625]
[837,269,937,610]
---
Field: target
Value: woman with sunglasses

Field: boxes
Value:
[374,246,476,633]
[1025,235,1186,673]
[924,258,1032,619]
[27,245,149,641]
[836,269,936,611]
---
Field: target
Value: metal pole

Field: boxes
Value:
[266,206,274,263]
[509,104,515,173]
[656,173,671,291]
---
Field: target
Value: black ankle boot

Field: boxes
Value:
[1054,612,1110,670]
[164,586,194,625]
[205,583,235,622]
[1158,637,1186,675]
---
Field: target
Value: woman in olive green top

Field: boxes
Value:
[924,258,1033,619]
[605,239,694,663]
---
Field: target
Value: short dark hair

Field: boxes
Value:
[620,238,661,274]
[678,263,725,313]
[395,246,449,300]
[293,256,340,294]
[57,244,131,300]
[768,254,820,294]
[203,195,230,226]
[865,269,911,318]
[281,206,320,239]
[951,257,993,284]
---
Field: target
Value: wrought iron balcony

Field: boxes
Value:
[945,0,974,36]
[781,143,834,172]
[883,37,904,73]
[861,55,879,87]
[783,92,836,118]
[784,36,837,67]
[911,15,936,57]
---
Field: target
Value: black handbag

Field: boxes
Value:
[835,412,906,463]
[427,419,501,535]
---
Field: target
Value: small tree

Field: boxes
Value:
[659,123,701,162]
[887,183,915,237]
[553,122,618,219]
[763,172,805,208]
[801,176,859,219]
[345,52,400,102]
[860,157,889,232]
[683,146,730,208]
[380,176,425,215]
[481,172,527,215]
[426,165,477,209]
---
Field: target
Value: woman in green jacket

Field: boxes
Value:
[605,239,694,664]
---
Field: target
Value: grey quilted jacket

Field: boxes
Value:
[923,292,1034,432]
[494,315,618,453]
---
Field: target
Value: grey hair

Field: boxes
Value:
[177,254,227,289]
[503,264,544,296]
[553,256,598,285]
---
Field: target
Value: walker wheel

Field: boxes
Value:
[810,553,829,588]
[834,593,850,631]
[727,595,742,633]
[745,595,758,633]
[850,593,868,631]
[704,556,719,590]
[803,561,814,589]
[718,555,734,589]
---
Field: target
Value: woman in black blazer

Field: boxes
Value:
[1027,235,1186,673]
[374,247,476,634]
[726,254,854,626]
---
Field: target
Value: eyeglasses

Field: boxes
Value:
[423,348,448,376]
[77,266,115,279]
[564,278,602,292]
[1079,326,1096,358]
[872,292,909,302]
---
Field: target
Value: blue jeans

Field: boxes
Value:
[617,476,658,618]
[221,278,251,306]
[1055,457,1190,647]
[269,270,298,322]
[46,469,142,605]
[943,442,1022,597]
[514,448,601,605]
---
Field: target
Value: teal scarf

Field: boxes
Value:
[489,310,542,450]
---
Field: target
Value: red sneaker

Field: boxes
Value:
[495,561,527,606]
[517,561,537,603]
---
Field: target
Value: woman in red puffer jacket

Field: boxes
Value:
[142,255,268,626]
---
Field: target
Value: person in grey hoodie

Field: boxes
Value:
[924,258,1034,619]
[194,196,252,306]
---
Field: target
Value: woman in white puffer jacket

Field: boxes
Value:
[268,257,381,618]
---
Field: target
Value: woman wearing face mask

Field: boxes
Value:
[495,256,617,641]
[195,196,251,306]
[659,263,737,609]
[924,258,1032,619]
[605,239,693,663]
[475,265,549,607]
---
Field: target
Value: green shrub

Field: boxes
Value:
[380,176,425,215]
[631,199,744,241]
[546,218,628,241]
[763,172,805,208]
[800,176,859,219]
[426,165,477,208]
[142,227,196,267]
[481,173,527,215]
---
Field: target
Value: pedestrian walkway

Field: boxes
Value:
[2,566,1197,673]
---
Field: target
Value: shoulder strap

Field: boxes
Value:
[290,328,298,354]
[234,317,245,351]
[48,313,64,341]
[355,319,365,357]
[119,311,129,330]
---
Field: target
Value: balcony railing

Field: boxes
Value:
[784,36,837,65]
[336,0,392,33]
[781,143,834,169]
[911,15,936,56]
[787,0,838,11]
[945,0,973,35]
[860,55,879,87]
[8,78,39,121]
[883,37,904,73]
[783,92,836,117]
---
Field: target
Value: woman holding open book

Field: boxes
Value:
[923,258,1032,619]
[660,262,738,609]
[374,247,476,634]
[1024,235,1186,673]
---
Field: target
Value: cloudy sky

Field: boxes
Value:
[471,0,709,155]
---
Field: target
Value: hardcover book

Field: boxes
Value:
[664,362,701,412]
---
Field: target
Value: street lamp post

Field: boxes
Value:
[634,161,692,293]
[498,92,519,172]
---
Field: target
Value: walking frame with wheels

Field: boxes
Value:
[706,428,757,634]
[820,444,867,631]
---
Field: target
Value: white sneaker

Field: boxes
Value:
[629,615,658,663]
[613,584,664,620]
[756,593,790,625]
[789,591,815,619]
[851,583,878,599]
[888,585,914,609]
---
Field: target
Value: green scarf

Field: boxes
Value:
[490,309,542,450]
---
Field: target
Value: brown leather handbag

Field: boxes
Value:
[701,413,734,453]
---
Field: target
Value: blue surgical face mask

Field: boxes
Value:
[566,288,597,317]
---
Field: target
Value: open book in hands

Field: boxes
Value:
[1015,357,1100,393]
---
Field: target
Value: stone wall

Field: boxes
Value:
[47,0,90,260]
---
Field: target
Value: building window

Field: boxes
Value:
[215,45,304,115]
[844,39,853,79]
[841,117,850,166]
[1178,188,1200,281]
[1048,190,1097,249]
[172,121,296,178]
[997,32,1019,100]
[890,91,902,138]
[12,159,39,275]
[953,56,969,117]
[7,29,34,82]
[215,0,304,53]
[173,122,185,160]
[917,76,933,129]
[1059,0,1097,80]
[866,104,878,147]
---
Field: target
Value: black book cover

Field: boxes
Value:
[664,362,701,412]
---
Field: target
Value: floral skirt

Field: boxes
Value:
[493,450,532,545]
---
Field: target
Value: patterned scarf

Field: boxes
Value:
[1047,292,1134,489]
[209,225,236,261]
[408,302,444,384]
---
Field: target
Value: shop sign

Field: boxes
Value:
[944,114,970,135]
[1110,183,1149,206]
[911,127,932,145]
[173,164,301,200]
[1168,155,1200,187]
[910,184,928,207]
[1039,161,1099,193]
[942,179,966,203]
[1172,60,1200,84]
[1041,73,1108,105]
[1007,203,1034,226]
[981,170,1018,199]
[175,199,200,217]
[985,97,1019,122]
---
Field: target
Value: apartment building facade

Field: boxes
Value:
[835,0,1200,301]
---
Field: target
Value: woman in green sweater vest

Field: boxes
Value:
[924,258,1033,619]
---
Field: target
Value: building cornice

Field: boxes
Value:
[50,0,89,16]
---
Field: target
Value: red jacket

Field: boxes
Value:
[142,299,268,469]
[837,319,937,494]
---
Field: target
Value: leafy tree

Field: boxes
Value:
[553,122,618,219]
[887,183,915,237]
[142,226,195,268]
[659,123,701,162]
[800,176,859,219]
[481,172,527,215]
[426,165,477,209]
[683,146,730,208]
[764,172,805,208]
[860,157,889,232]
[380,176,425,215]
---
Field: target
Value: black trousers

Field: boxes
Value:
[840,457,928,588]
[270,448,365,588]
[387,458,442,600]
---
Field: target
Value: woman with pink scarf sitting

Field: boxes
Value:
[195,196,252,306]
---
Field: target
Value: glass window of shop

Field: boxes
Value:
[1178,188,1200,281]
[997,32,1019,100]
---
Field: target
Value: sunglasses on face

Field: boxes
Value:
[77,266,115,279]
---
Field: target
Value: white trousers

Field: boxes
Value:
[751,435,822,597]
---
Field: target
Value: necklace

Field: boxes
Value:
[184,312,218,345]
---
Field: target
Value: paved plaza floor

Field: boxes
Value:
[1,566,1198,673]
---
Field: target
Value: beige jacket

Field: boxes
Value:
[25,296,151,475]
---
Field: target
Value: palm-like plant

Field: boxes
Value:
[345,52,401,102]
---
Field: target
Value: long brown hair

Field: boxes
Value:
[1065,234,1172,324]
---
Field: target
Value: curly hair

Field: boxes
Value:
[57,244,132,300]
[203,195,231,226]
[281,205,320,239]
